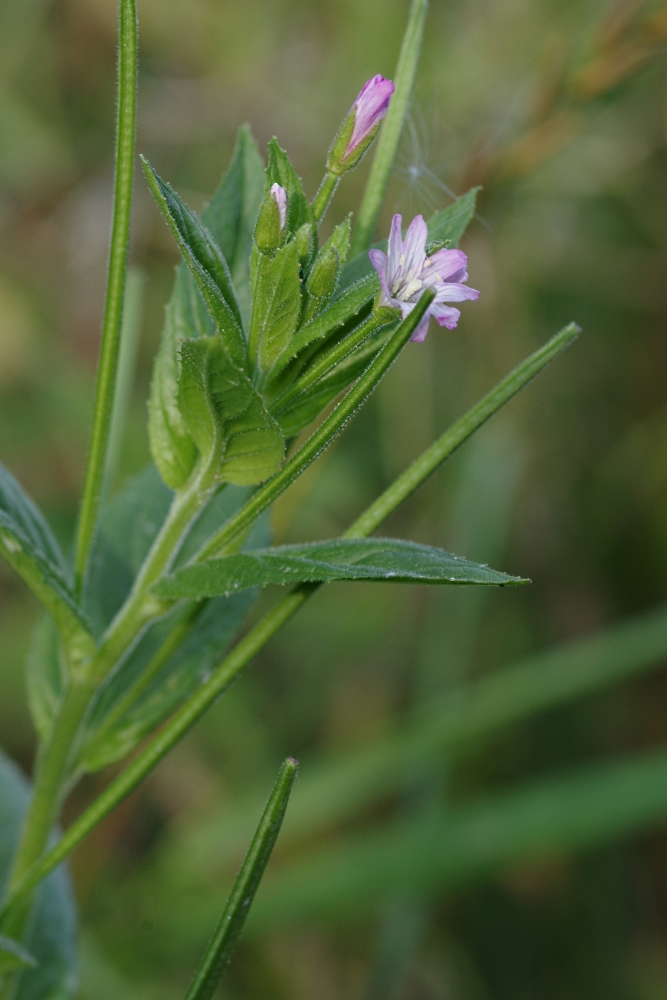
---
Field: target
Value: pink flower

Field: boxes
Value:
[270,182,287,231]
[369,214,479,342]
[343,75,395,160]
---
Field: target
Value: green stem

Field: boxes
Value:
[183,758,298,1000]
[0,324,579,921]
[86,461,217,686]
[1,675,96,948]
[350,0,428,256]
[345,323,581,538]
[196,294,433,562]
[86,602,203,755]
[74,0,138,598]
[273,313,389,416]
[312,172,340,224]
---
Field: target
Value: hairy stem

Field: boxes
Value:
[312,172,340,224]
[0,324,579,920]
[183,758,298,1000]
[350,0,428,256]
[74,0,138,597]
[273,313,390,415]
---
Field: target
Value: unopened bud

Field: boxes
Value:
[307,247,340,299]
[254,183,287,253]
[296,223,314,266]
[327,75,394,175]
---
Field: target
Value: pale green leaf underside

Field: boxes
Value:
[249,240,301,374]
[154,538,527,599]
[0,461,91,652]
[142,158,246,369]
[0,749,77,999]
[178,337,284,485]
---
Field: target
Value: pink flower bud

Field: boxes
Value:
[343,75,395,160]
[270,183,287,231]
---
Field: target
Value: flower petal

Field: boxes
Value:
[410,313,431,342]
[431,303,461,329]
[387,214,404,283]
[433,282,480,303]
[346,75,395,156]
[369,248,393,305]
[402,215,427,279]
[425,248,468,282]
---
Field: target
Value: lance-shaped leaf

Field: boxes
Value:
[154,537,527,600]
[272,274,378,376]
[266,139,313,234]
[0,461,93,660]
[273,328,392,439]
[142,157,247,370]
[249,239,301,376]
[204,124,265,324]
[148,129,265,489]
[0,749,77,999]
[339,187,481,292]
[178,337,284,486]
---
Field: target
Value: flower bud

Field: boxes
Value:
[254,183,287,253]
[295,223,314,266]
[307,247,340,299]
[327,75,395,175]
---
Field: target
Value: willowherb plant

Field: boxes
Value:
[0,0,578,997]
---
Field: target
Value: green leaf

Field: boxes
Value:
[0,749,77,999]
[321,215,351,268]
[154,537,527,600]
[266,139,313,234]
[178,337,284,485]
[275,274,378,372]
[0,935,37,974]
[0,461,93,659]
[249,240,301,376]
[273,328,392,439]
[73,473,269,772]
[141,157,247,370]
[149,269,205,489]
[147,130,265,490]
[426,186,481,248]
[202,124,265,325]
[339,187,481,292]
[78,593,258,772]
[248,748,667,929]
[182,759,297,1000]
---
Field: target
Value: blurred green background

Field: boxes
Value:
[4,0,667,997]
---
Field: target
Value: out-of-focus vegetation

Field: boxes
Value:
[3,0,667,996]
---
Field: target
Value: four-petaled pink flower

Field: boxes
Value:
[270,183,287,231]
[369,214,479,342]
[344,75,395,160]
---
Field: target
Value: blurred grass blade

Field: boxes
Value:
[182,758,298,1000]
[0,323,576,916]
[249,748,667,927]
[351,0,429,254]
[163,601,667,880]
[74,0,138,596]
